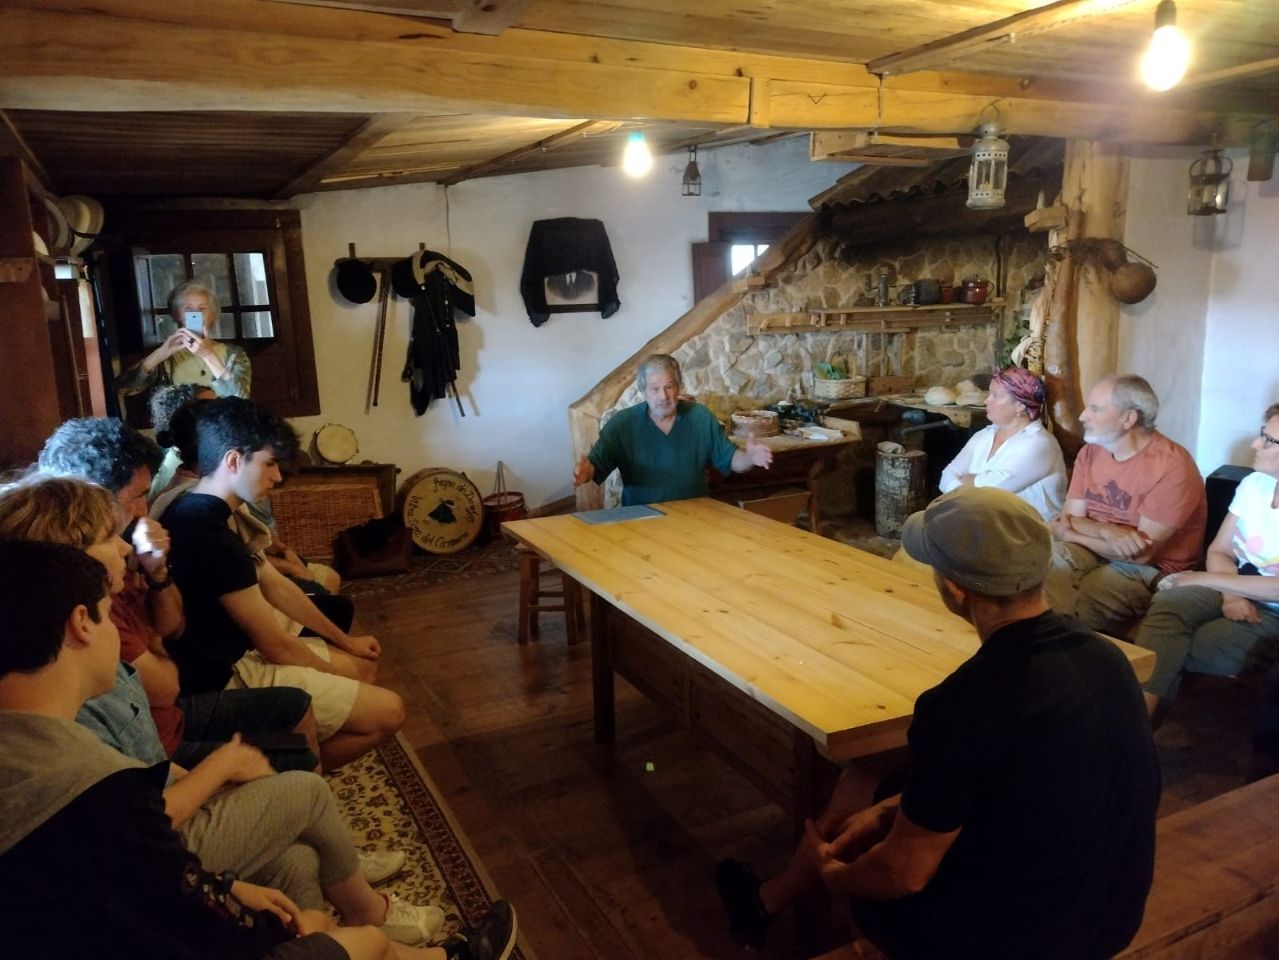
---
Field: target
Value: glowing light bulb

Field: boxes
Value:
[1141,1,1190,91]
[622,131,653,177]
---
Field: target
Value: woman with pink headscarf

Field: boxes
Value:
[938,366,1066,521]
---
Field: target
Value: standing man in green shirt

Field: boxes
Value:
[573,354,773,506]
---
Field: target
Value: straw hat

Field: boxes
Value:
[55,194,105,256]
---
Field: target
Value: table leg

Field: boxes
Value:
[806,458,828,534]
[590,591,615,745]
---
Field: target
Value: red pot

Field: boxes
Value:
[962,280,990,305]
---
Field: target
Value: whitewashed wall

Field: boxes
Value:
[1118,147,1213,458]
[291,138,855,507]
[1120,147,1279,473]
[1195,151,1279,472]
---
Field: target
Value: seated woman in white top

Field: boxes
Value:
[938,366,1066,521]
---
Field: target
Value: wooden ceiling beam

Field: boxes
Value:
[0,2,1256,147]
[263,0,466,17]
[272,113,413,199]
[1177,57,1279,94]
[866,0,1140,77]
[437,119,619,185]
[451,0,533,36]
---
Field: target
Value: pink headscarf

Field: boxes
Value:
[993,366,1046,422]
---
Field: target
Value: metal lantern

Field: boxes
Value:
[681,146,702,197]
[1187,147,1232,216]
[966,124,1010,210]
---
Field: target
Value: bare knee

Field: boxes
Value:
[324,925,397,960]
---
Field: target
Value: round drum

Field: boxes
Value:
[398,468,484,554]
[314,423,359,464]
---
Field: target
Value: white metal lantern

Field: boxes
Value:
[966,124,1010,210]
[1187,147,1231,216]
[681,146,702,197]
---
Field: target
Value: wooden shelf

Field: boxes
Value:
[747,302,1000,335]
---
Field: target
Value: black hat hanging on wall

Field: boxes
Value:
[334,258,378,305]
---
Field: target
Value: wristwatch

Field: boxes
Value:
[216,870,238,896]
[145,567,174,591]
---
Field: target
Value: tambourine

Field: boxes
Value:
[314,423,359,464]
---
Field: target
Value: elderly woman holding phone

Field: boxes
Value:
[119,281,252,399]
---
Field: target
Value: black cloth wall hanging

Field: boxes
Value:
[519,217,620,326]
[394,249,475,416]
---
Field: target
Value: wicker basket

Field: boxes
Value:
[272,481,383,561]
[812,376,867,400]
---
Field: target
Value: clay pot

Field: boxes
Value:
[961,279,990,305]
[1110,262,1157,304]
[1097,239,1127,271]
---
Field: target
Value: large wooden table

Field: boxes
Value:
[503,497,1155,826]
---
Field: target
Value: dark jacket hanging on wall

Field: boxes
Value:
[520,218,620,326]
[396,251,475,416]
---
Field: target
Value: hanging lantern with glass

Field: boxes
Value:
[681,146,702,197]
[966,124,1010,210]
[1187,146,1231,216]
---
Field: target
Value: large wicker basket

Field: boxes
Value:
[812,376,867,400]
[273,482,383,561]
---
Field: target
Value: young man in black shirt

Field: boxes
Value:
[720,487,1160,959]
[0,540,516,960]
[159,398,404,770]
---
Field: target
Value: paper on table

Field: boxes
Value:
[575,505,665,525]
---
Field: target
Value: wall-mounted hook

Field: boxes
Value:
[418,242,426,252]
[348,242,357,259]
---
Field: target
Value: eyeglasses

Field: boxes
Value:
[1260,428,1279,448]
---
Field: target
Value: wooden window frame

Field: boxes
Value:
[105,207,320,420]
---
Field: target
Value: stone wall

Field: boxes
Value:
[600,229,1049,513]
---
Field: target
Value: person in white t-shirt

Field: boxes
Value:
[1135,403,1279,718]
[938,366,1067,521]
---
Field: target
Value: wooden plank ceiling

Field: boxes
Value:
[0,0,1275,199]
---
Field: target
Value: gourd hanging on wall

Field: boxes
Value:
[390,250,475,416]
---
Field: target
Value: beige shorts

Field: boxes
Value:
[227,635,359,740]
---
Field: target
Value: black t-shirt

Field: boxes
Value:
[162,493,260,694]
[0,765,292,959]
[856,611,1160,960]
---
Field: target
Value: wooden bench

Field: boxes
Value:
[811,774,1279,960]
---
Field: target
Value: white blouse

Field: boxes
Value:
[938,420,1067,521]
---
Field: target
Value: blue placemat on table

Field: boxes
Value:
[576,505,665,525]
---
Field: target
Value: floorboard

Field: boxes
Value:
[358,523,1259,959]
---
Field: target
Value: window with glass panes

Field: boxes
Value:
[133,250,275,346]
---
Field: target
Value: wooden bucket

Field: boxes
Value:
[481,460,526,539]
[398,467,484,554]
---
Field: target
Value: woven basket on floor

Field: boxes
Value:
[272,482,382,561]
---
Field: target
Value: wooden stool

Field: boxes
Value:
[516,545,584,644]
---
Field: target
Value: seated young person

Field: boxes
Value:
[38,415,320,772]
[157,398,403,770]
[0,539,517,960]
[0,474,444,945]
[152,384,341,597]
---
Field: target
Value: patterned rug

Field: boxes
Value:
[328,733,530,959]
[341,536,522,600]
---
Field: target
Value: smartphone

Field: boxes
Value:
[182,310,204,332]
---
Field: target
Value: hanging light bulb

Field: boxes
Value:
[622,131,653,178]
[681,146,702,196]
[1141,0,1190,91]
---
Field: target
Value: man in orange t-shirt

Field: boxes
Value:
[1044,374,1206,633]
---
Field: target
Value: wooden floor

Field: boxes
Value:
[355,556,1261,960]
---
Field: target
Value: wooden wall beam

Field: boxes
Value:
[866,0,1139,77]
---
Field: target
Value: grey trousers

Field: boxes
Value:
[179,770,360,909]
[1043,542,1161,634]
[1134,585,1279,702]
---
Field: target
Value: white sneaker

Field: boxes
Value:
[358,849,406,885]
[381,894,444,945]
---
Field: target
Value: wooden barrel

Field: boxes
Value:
[397,468,484,554]
[875,447,927,538]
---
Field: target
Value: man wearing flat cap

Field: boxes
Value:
[723,487,1160,958]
